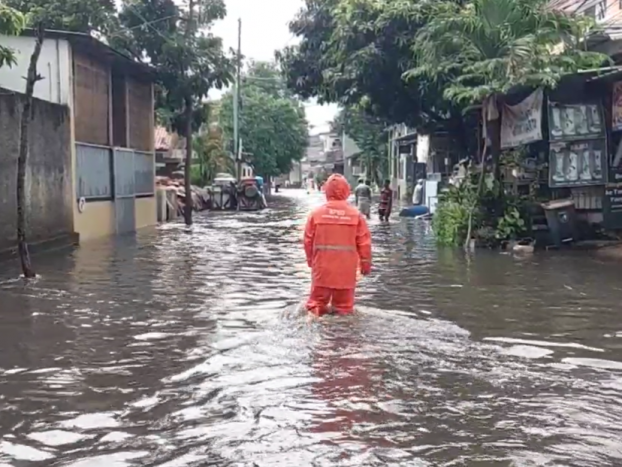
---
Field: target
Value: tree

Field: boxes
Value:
[333,106,388,185]
[192,124,233,186]
[117,0,233,226]
[2,3,51,279]
[0,3,25,67]
[219,62,309,181]
[5,0,118,34]
[277,0,464,135]
[409,0,606,248]
[409,0,605,106]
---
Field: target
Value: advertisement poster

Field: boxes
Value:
[548,102,604,142]
[612,82,622,131]
[500,88,543,149]
[549,138,606,188]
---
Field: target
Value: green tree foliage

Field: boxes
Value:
[277,0,464,133]
[0,4,25,68]
[192,124,233,186]
[333,106,388,185]
[5,0,118,34]
[279,0,606,136]
[116,0,233,133]
[116,0,233,225]
[408,0,607,105]
[219,62,309,179]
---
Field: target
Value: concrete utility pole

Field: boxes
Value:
[233,18,242,181]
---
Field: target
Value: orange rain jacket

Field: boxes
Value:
[304,174,372,289]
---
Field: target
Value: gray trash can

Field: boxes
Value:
[541,199,579,248]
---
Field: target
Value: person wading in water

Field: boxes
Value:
[304,174,372,316]
[354,178,372,220]
[378,180,393,222]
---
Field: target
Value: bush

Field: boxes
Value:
[432,199,473,245]
[190,165,204,186]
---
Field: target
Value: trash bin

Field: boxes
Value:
[541,199,579,248]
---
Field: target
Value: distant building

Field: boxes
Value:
[155,126,184,177]
[342,133,363,186]
[0,29,157,243]
[388,125,417,202]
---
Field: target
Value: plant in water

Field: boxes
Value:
[433,176,483,246]
[495,207,526,240]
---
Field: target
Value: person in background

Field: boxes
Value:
[354,178,372,219]
[304,174,372,316]
[412,179,424,205]
[378,180,393,222]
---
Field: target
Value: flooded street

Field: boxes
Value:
[2,190,622,466]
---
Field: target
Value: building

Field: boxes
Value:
[553,0,622,58]
[342,133,363,186]
[286,157,310,187]
[155,126,184,177]
[320,132,344,174]
[0,30,157,243]
[388,124,417,202]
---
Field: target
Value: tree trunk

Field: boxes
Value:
[464,139,489,251]
[183,95,193,226]
[17,24,44,278]
[489,117,501,181]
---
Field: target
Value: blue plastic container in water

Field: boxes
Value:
[399,205,429,217]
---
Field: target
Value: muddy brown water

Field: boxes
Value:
[1,190,622,466]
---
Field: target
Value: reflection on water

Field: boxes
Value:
[1,190,622,466]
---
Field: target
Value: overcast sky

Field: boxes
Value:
[209,0,338,133]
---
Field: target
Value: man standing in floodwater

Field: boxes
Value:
[354,178,372,219]
[378,180,393,222]
[304,174,372,316]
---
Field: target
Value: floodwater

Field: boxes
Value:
[1,191,622,466]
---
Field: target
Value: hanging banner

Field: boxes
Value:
[613,82,622,131]
[500,88,543,149]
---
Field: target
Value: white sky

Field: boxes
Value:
[209,0,338,132]
[115,0,338,132]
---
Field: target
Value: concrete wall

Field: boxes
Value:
[73,200,115,242]
[0,91,73,252]
[135,197,156,230]
[73,197,157,242]
[0,36,71,105]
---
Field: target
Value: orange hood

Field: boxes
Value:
[324,174,350,201]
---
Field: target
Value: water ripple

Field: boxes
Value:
[0,190,622,466]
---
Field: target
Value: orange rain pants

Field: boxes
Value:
[304,174,372,315]
[306,286,355,316]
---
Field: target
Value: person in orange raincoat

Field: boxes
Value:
[304,174,372,316]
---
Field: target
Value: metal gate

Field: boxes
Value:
[113,149,136,234]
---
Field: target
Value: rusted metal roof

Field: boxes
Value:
[22,29,155,80]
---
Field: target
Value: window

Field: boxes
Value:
[584,1,606,21]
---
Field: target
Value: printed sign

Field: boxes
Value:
[548,102,604,142]
[603,185,622,230]
[610,133,622,183]
[549,138,607,188]
[500,88,543,149]
[612,82,622,131]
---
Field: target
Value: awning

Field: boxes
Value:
[394,132,417,144]
[586,66,622,84]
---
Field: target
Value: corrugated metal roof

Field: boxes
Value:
[22,29,155,80]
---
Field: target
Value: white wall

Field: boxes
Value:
[0,36,71,105]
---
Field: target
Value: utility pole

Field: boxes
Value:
[234,18,242,181]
